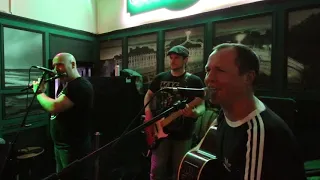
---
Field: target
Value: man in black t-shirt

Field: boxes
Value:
[33,53,93,180]
[200,43,306,179]
[144,45,205,180]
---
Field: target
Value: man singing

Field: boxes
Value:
[33,53,94,180]
[199,43,306,179]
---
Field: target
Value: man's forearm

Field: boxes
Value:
[36,93,56,113]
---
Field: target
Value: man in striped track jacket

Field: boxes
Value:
[203,43,306,180]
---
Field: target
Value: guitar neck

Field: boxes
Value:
[161,97,203,127]
[161,111,183,127]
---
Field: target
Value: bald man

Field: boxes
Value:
[33,53,94,180]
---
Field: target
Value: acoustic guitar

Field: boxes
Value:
[145,98,203,150]
[177,126,227,180]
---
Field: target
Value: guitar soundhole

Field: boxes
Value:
[179,162,199,180]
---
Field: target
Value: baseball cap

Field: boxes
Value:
[167,45,189,57]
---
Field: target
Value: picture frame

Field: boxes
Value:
[213,15,272,89]
[99,39,123,77]
[2,93,46,120]
[2,26,44,88]
[128,33,157,84]
[164,25,205,77]
[287,7,320,91]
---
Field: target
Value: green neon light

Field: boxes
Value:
[127,0,200,15]
[129,0,161,6]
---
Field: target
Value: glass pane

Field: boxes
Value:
[287,8,320,91]
[100,39,122,77]
[214,15,272,88]
[165,26,204,76]
[128,33,157,84]
[4,27,43,87]
[4,94,46,120]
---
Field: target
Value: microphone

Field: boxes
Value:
[32,66,57,75]
[20,73,67,92]
[161,87,215,99]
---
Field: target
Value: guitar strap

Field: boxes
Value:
[216,109,227,169]
[182,72,191,88]
[176,72,191,123]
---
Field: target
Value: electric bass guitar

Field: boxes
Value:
[145,98,203,150]
[178,126,227,180]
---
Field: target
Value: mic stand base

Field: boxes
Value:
[42,100,187,180]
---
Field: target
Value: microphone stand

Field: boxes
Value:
[42,100,188,180]
[0,73,47,178]
[20,73,67,92]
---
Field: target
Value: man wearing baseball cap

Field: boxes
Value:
[144,45,205,180]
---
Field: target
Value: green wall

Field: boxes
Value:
[1,0,320,137]
[0,13,98,134]
[98,0,320,100]
[97,0,320,160]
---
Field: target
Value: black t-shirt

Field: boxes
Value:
[50,77,94,148]
[216,97,306,180]
[149,71,204,140]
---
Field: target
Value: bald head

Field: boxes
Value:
[53,53,76,64]
[52,52,80,81]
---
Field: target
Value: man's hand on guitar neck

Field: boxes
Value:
[181,97,205,119]
[180,105,197,118]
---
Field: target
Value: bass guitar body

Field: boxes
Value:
[144,117,168,150]
[145,98,203,150]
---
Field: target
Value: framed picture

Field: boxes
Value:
[287,7,320,91]
[3,27,44,88]
[100,39,122,77]
[164,26,204,76]
[3,94,46,120]
[213,15,272,88]
[128,33,157,84]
